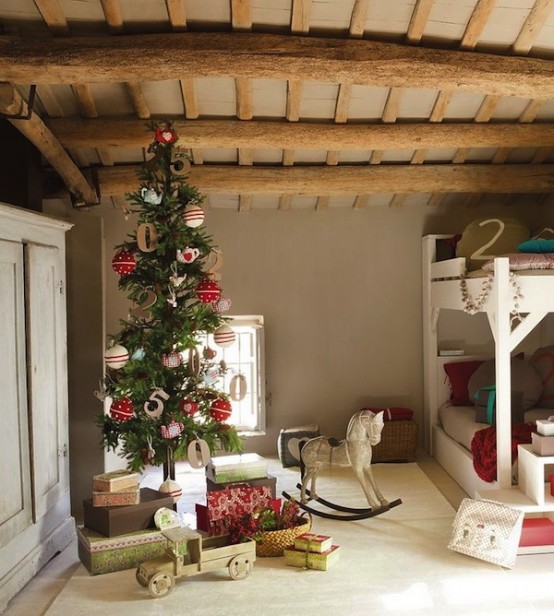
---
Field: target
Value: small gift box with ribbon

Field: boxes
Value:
[293,532,333,554]
[284,544,341,571]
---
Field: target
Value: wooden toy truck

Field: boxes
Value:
[135,527,256,598]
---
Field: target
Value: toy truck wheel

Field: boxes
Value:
[135,568,148,587]
[148,572,175,598]
[228,555,253,580]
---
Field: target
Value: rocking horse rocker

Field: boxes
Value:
[283,410,402,520]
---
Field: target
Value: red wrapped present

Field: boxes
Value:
[360,407,414,421]
[195,484,276,535]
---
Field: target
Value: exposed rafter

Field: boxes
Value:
[1,33,553,98]
[43,163,554,199]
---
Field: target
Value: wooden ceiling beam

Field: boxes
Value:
[0,83,98,205]
[55,163,554,198]
[2,33,553,98]
[46,118,554,151]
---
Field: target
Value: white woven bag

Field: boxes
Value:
[447,498,524,569]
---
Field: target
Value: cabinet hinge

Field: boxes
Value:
[58,444,68,457]
[57,280,64,295]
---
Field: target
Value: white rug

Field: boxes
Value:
[46,462,554,616]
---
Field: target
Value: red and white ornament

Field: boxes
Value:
[215,297,232,313]
[210,398,232,422]
[158,479,182,502]
[112,249,136,275]
[104,344,129,369]
[196,279,221,304]
[179,398,199,416]
[154,125,178,145]
[162,352,182,368]
[160,421,184,439]
[213,324,236,348]
[183,205,205,228]
[109,397,134,421]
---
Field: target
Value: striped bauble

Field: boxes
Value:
[213,324,236,348]
[183,205,205,228]
[104,344,130,369]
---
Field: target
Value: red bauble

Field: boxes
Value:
[154,126,178,144]
[209,398,232,422]
[196,279,221,303]
[112,249,136,275]
[179,398,199,416]
[110,397,134,421]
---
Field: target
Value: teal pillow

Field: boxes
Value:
[518,239,554,253]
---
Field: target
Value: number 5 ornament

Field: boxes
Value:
[144,388,170,419]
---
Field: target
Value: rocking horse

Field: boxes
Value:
[282,410,402,520]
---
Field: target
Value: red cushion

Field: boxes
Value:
[361,407,413,421]
[444,360,484,406]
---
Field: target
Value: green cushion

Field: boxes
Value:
[518,239,554,253]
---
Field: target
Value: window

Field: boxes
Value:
[206,315,266,436]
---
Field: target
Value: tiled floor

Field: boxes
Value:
[3,452,465,616]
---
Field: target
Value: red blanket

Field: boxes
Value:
[470,423,534,483]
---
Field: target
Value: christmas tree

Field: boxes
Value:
[98,121,243,476]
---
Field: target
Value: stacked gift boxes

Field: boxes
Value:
[196,454,277,535]
[532,418,554,456]
[284,532,341,571]
[78,469,177,575]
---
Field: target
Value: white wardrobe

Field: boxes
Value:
[0,202,74,612]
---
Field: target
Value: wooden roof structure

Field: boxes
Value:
[1,0,554,211]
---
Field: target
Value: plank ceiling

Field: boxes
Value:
[1,0,554,211]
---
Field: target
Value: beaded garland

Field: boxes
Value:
[459,272,523,323]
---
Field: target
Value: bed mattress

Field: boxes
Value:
[438,403,553,451]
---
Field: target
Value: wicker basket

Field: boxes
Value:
[371,420,418,463]
[255,515,312,557]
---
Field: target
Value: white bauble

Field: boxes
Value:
[158,479,183,503]
[104,344,130,369]
[213,324,236,348]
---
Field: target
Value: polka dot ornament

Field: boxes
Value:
[213,324,236,348]
[196,279,221,303]
[112,249,136,275]
[179,398,199,416]
[109,397,134,421]
[183,205,205,228]
[210,398,232,422]
[104,344,129,369]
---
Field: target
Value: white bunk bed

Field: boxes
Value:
[422,234,554,500]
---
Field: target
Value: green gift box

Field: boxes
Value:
[284,544,341,571]
[77,526,167,575]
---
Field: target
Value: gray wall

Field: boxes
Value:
[45,194,554,518]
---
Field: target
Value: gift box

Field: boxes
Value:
[519,518,554,547]
[284,545,340,571]
[77,526,167,575]
[531,432,554,456]
[206,475,277,498]
[92,486,140,507]
[83,488,176,537]
[537,419,554,437]
[196,488,280,535]
[92,469,140,493]
[294,532,333,553]
[206,453,268,483]
[474,387,524,425]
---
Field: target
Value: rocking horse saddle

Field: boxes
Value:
[327,437,344,448]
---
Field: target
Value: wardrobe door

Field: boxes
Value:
[26,243,69,521]
[0,240,32,546]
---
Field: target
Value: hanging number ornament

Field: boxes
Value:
[110,397,134,421]
[214,324,236,348]
[104,344,130,369]
[171,148,192,177]
[187,439,211,469]
[196,278,221,303]
[183,204,205,228]
[203,249,223,281]
[143,388,170,419]
[112,249,136,275]
[129,289,157,321]
[229,373,247,401]
[187,348,201,376]
[137,222,159,252]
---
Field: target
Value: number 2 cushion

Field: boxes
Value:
[456,217,530,271]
